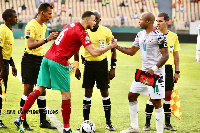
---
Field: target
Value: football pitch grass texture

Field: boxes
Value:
[0,39,199,133]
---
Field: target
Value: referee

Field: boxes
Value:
[75,10,116,131]
[0,9,18,128]
[19,3,58,130]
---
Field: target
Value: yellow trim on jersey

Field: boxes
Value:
[83,25,113,61]
[165,31,181,65]
[24,19,47,56]
[0,24,14,60]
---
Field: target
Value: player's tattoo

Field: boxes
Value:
[120,46,129,50]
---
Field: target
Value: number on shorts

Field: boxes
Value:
[154,85,159,93]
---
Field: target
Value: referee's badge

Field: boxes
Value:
[26,30,30,36]
[0,38,2,43]
[100,42,105,48]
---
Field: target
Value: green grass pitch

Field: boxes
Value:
[0,39,200,133]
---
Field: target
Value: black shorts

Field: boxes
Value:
[21,53,43,84]
[165,65,174,91]
[0,60,10,90]
[82,58,110,89]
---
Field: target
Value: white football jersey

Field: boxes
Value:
[132,29,168,74]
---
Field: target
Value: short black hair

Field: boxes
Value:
[81,11,95,19]
[158,12,169,21]
[2,9,16,21]
[38,2,53,13]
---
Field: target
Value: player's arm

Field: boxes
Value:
[74,50,81,80]
[27,32,58,50]
[116,45,139,56]
[9,57,17,77]
[108,48,117,80]
[173,51,180,82]
[146,47,169,76]
[85,39,117,57]
[146,34,169,76]
[0,46,5,80]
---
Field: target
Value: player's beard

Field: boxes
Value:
[87,24,93,30]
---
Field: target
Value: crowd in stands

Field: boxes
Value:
[2,0,200,32]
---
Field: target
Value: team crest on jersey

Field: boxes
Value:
[149,38,154,44]
[85,36,90,44]
[26,30,30,35]
[0,38,2,43]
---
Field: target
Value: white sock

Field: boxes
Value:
[155,107,164,133]
[129,101,139,128]
[64,127,71,131]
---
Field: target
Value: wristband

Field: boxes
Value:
[175,71,180,74]
[44,38,48,43]
[111,59,117,69]
[151,65,158,72]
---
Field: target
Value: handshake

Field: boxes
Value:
[109,38,118,49]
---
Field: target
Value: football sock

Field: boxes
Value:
[145,100,154,125]
[20,89,40,119]
[61,99,71,128]
[102,96,111,123]
[129,101,139,128]
[163,100,171,125]
[20,95,27,122]
[37,96,46,122]
[155,107,164,133]
[83,96,91,120]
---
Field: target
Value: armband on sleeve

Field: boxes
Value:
[111,59,117,69]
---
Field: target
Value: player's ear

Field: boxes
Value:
[99,18,101,22]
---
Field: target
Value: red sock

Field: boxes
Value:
[61,100,71,128]
[20,89,40,119]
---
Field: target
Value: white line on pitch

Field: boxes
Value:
[16,71,62,133]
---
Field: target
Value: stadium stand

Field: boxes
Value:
[0,0,199,33]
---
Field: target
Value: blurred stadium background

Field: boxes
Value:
[0,0,199,43]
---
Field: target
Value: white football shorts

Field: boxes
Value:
[130,71,165,99]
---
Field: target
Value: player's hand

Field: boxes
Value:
[0,69,5,81]
[109,39,117,49]
[75,68,81,80]
[47,32,59,42]
[145,69,154,76]
[108,68,115,80]
[173,73,180,83]
[11,65,17,77]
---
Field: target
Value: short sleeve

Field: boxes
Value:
[106,28,113,44]
[0,30,5,47]
[25,26,35,39]
[132,33,140,48]
[173,34,180,52]
[158,34,168,49]
[79,31,93,47]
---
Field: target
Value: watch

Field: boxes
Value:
[44,38,48,43]
[175,71,180,74]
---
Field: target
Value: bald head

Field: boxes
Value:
[92,10,101,28]
[141,12,155,23]
[92,10,101,18]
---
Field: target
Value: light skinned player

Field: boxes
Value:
[14,11,117,133]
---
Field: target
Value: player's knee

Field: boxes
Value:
[85,88,93,98]
[100,89,109,97]
[151,99,162,109]
[128,92,138,102]
[164,96,171,101]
